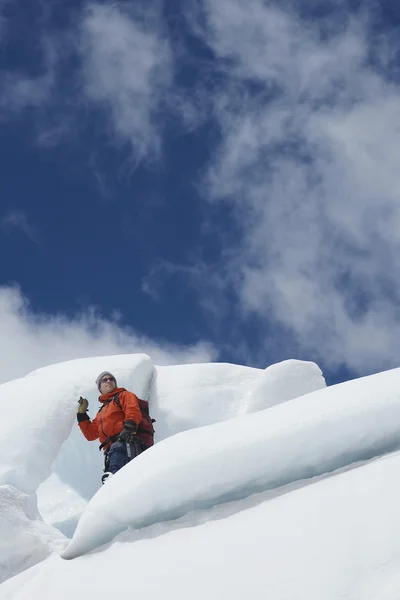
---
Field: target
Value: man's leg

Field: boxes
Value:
[106,440,141,475]
[106,441,130,474]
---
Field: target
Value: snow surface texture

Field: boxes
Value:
[0,486,66,584]
[0,353,153,495]
[4,450,400,600]
[4,356,400,597]
[37,357,323,536]
[61,366,400,559]
[0,355,323,582]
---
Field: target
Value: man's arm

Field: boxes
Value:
[77,398,100,441]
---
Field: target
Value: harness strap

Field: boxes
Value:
[99,433,119,452]
[98,392,155,451]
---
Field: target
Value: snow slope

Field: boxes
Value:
[3,449,400,600]
[3,354,400,598]
[62,365,400,559]
[152,359,324,437]
[0,486,66,584]
[0,354,323,581]
[36,357,323,534]
[0,353,153,495]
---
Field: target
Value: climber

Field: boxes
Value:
[77,371,154,484]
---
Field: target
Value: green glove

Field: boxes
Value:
[78,397,89,413]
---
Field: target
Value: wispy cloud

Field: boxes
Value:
[182,0,400,374]
[0,285,217,385]
[0,28,58,115]
[79,2,172,162]
[1,210,40,243]
[0,1,172,163]
[3,0,400,377]
[142,257,236,322]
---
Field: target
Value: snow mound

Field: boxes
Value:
[150,362,261,440]
[0,353,325,580]
[0,353,152,494]
[0,486,66,584]
[6,449,400,600]
[36,474,88,539]
[5,353,400,599]
[240,359,325,414]
[36,357,323,534]
[62,366,400,559]
[151,359,325,439]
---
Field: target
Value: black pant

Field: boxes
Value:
[104,440,142,474]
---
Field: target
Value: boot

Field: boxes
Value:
[101,471,113,485]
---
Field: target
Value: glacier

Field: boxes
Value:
[2,352,400,599]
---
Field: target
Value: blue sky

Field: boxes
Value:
[1,0,400,386]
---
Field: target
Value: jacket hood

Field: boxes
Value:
[99,387,126,403]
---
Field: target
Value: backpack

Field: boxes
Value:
[98,392,155,451]
[113,393,155,450]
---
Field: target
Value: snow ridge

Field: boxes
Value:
[62,366,400,559]
[3,356,400,600]
[0,355,324,579]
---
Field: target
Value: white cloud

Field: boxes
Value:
[142,258,233,322]
[3,0,400,377]
[0,2,172,160]
[0,285,217,385]
[186,0,400,374]
[0,35,57,115]
[1,210,39,243]
[0,70,53,113]
[79,2,172,161]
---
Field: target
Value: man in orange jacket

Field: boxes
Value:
[77,371,143,483]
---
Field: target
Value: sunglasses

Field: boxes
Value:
[101,377,115,384]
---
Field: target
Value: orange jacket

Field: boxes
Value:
[78,387,142,450]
